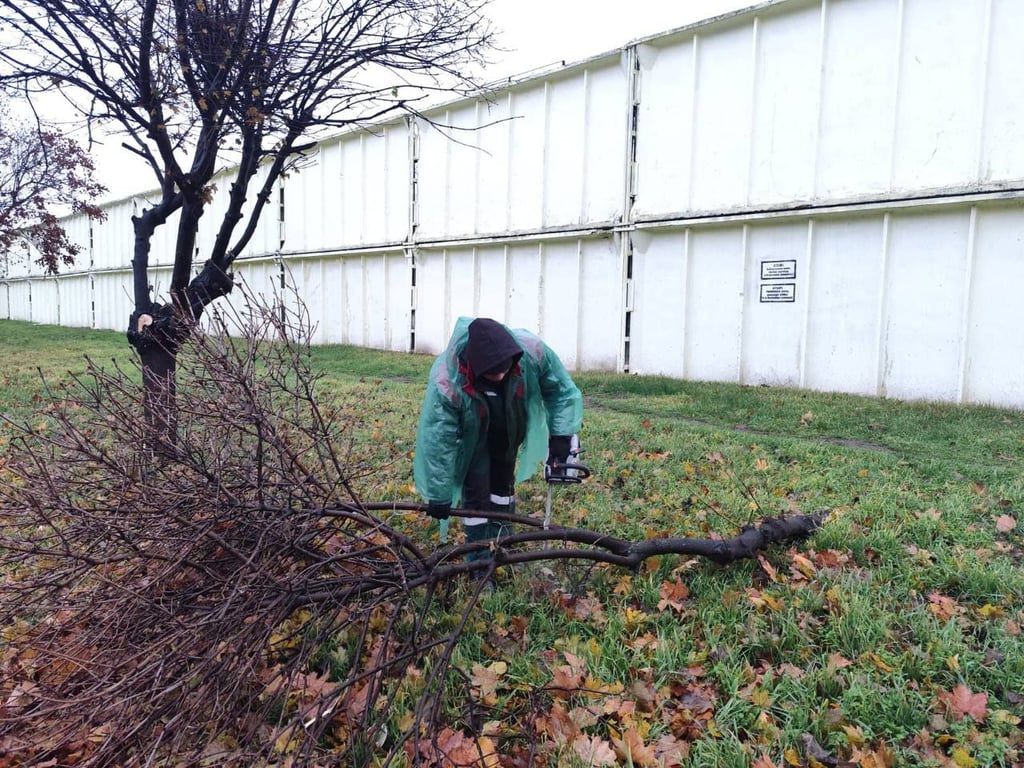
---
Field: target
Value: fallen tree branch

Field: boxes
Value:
[0,292,830,767]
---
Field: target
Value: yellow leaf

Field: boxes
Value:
[977,604,1005,620]
[843,724,865,747]
[623,608,648,631]
[991,709,1021,726]
[952,746,977,767]
[784,747,802,766]
[864,652,894,673]
[750,688,773,707]
[790,553,816,578]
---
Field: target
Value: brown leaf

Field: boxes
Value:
[657,578,690,613]
[628,678,660,713]
[927,592,961,622]
[613,727,659,766]
[799,733,837,767]
[470,661,506,704]
[789,552,817,580]
[756,554,781,583]
[826,653,853,672]
[995,514,1016,533]
[573,734,617,766]
[653,733,690,767]
[939,684,988,722]
[429,729,501,768]
[537,700,579,744]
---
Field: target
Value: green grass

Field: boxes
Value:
[2,318,1023,766]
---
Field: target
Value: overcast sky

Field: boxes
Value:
[89,0,756,198]
[482,0,755,80]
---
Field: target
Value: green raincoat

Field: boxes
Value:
[414,317,583,506]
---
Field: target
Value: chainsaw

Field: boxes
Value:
[543,434,591,529]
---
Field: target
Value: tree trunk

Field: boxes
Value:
[129,301,185,458]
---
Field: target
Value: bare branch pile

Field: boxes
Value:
[0,294,825,766]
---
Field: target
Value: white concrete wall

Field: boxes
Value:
[5,0,1024,408]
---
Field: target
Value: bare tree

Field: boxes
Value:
[0,0,494,452]
[0,289,824,766]
[0,98,106,273]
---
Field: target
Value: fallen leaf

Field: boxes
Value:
[789,552,816,579]
[799,733,837,767]
[612,727,659,766]
[995,514,1016,533]
[471,661,507,704]
[927,592,960,622]
[573,734,617,766]
[939,684,988,722]
[756,554,781,583]
[657,578,690,613]
[951,745,977,767]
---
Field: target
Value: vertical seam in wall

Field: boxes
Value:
[974,0,994,181]
[887,0,906,190]
[620,46,641,373]
[473,101,482,235]
[443,247,451,339]
[320,258,327,345]
[382,251,390,350]
[473,245,481,316]
[339,249,348,345]
[686,35,700,211]
[362,132,370,246]
[874,213,892,397]
[957,206,979,404]
[575,238,584,369]
[799,219,815,388]
[681,228,691,378]
[541,82,551,228]
[364,253,372,348]
[811,0,828,197]
[505,92,514,233]
[580,69,591,225]
[407,117,419,353]
[443,110,452,236]
[737,224,749,383]
[381,127,389,246]
[537,241,546,336]
[503,243,511,321]
[745,16,760,207]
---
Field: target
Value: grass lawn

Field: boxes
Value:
[1,317,1022,767]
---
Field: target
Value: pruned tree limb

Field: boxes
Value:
[0,292,828,766]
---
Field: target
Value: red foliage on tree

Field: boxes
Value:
[0,102,105,274]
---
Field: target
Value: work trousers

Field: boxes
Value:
[461,447,516,562]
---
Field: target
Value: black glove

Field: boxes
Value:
[426,501,451,521]
[547,435,572,469]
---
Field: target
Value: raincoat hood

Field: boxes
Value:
[464,318,523,377]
